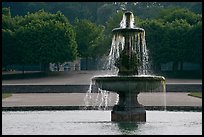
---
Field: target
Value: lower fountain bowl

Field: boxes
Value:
[92,75,165,93]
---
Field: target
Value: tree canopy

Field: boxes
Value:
[2,3,202,75]
[140,7,202,72]
[2,8,78,71]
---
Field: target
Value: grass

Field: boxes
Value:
[2,93,12,99]
[188,92,202,99]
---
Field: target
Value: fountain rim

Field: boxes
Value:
[92,75,165,82]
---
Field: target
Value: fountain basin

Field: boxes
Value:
[2,110,202,135]
[92,75,165,93]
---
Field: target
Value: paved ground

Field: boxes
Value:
[2,71,202,108]
[2,92,202,107]
[2,70,202,85]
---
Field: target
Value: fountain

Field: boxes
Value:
[2,11,202,135]
[91,11,165,122]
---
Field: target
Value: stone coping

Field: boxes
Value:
[2,106,202,112]
[2,84,202,93]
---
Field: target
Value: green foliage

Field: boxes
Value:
[185,21,202,64]
[15,11,78,65]
[2,7,11,17]
[2,8,17,31]
[2,8,19,68]
[2,9,78,70]
[140,8,202,72]
[74,19,105,58]
[141,19,167,64]
[96,3,117,24]
[17,9,69,27]
[2,4,202,72]
[2,2,202,24]
[2,29,18,66]
[188,92,202,98]
[105,11,123,35]
[158,8,202,25]
[2,93,12,99]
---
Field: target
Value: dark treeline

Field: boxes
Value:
[2,2,202,77]
[2,2,202,24]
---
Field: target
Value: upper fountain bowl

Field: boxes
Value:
[92,75,165,93]
[112,10,144,35]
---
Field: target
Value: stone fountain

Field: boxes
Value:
[92,11,165,122]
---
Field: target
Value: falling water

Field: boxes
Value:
[84,80,115,110]
[98,89,109,110]
[162,80,167,111]
[83,80,93,109]
[104,12,150,75]
[106,34,124,74]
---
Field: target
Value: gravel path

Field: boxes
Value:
[2,70,202,85]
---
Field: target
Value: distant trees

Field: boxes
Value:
[3,2,201,25]
[2,8,78,72]
[74,19,105,69]
[2,29,18,69]
[2,4,202,75]
[140,8,202,72]
[2,7,18,69]
[96,3,116,24]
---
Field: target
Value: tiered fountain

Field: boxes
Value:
[92,11,165,122]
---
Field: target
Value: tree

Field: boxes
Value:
[186,21,202,68]
[140,19,168,72]
[158,8,202,25]
[157,8,201,72]
[2,29,18,70]
[2,7,19,70]
[13,10,78,71]
[165,19,191,72]
[141,8,201,73]
[96,3,116,25]
[74,19,105,70]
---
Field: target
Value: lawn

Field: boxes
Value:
[188,92,202,99]
[2,93,12,99]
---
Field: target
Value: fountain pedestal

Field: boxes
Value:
[111,92,146,122]
[111,109,146,122]
[92,76,165,122]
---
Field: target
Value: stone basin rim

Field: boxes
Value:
[92,75,165,82]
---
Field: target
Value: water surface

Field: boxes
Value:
[2,110,202,135]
